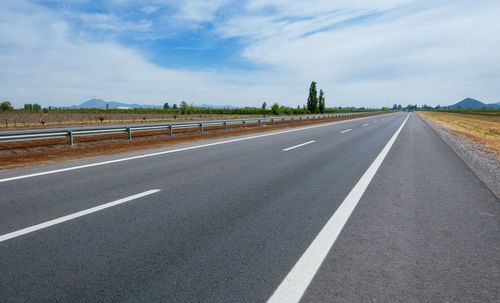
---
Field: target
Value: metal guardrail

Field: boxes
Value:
[0,113,367,145]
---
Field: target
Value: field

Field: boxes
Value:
[418,111,500,156]
[0,111,260,130]
[430,109,500,116]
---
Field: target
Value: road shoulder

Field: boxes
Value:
[418,112,500,198]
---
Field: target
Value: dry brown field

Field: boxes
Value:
[418,111,500,156]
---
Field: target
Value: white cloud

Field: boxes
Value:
[141,5,159,14]
[174,0,227,22]
[220,0,500,106]
[76,13,152,32]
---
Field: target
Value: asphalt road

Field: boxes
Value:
[0,113,498,302]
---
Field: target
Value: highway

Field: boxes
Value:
[0,113,498,302]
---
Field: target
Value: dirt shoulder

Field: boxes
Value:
[417,111,499,198]
[0,113,385,171]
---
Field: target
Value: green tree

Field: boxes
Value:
[318,89,325,113]
[271,102,280,115]
[24,104,33,110]
[307,81,318,113]
[262,102,267,109]
[1,101,14,111]
[172,103,177,109]
[163,102,170,109]
[180,100,188,114]
[180,101,188,110]
[33,103,41,110]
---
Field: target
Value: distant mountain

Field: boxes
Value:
[70,98,162,109]
[69,99,242,109]
[446,98,500,109]
[197,104,239,109]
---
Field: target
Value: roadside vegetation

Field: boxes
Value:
[0,82,381,129]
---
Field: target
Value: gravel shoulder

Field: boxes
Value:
[417,112,500,198]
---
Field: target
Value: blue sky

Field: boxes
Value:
[1,0,499,108]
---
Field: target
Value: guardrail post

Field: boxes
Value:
[258,119,261,127]
[68,130,73,145]
[224,121,228,130]
[282,118,285,123]
[291,117,294,121]
[272,118,274,125]
[243,120,246,128]
[127,127,132,140]
[200,123,204,133]
[169,124,173,136]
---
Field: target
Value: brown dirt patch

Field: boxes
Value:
[0,113,261,130]
[418,111,500,157]
[0,113,386,171]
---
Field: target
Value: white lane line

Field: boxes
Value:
[267,113,410,303]
[0,189,161,243]
[374,120,378,123]
[283,141,315,151]
[339,129,352,133]
[0,115,393,184]
[361,124,369,127]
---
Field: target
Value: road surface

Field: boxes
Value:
[0,113,498,302]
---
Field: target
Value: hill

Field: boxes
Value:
[198,104,238,109]
[70,98,162,109]
[446,98,500,109]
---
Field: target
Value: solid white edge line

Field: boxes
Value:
[267,113,411,303]
[0,189,161,243]
[283,141,316,151]
[339,129,352,133]
[0,114,394,184]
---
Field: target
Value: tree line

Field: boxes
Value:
[1,81,379,115]
[306,81,326,113]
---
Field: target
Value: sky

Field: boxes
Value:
[1,0,499,109]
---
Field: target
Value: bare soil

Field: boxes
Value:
[0,113,261,131]
[0,113,385,171]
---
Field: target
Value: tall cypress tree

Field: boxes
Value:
[318,89,325,113]
[307,81,318,113]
